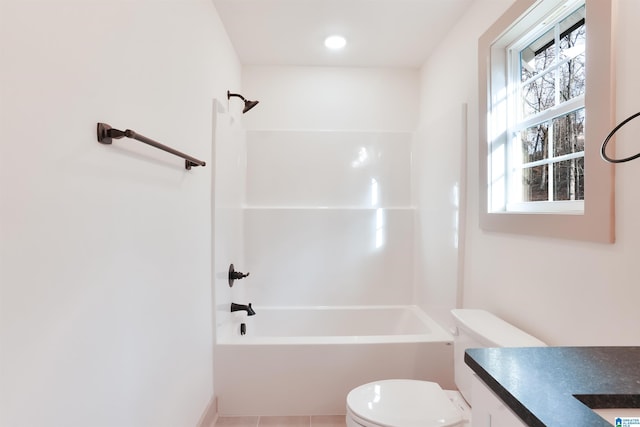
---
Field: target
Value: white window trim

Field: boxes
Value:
[478,0,616,243]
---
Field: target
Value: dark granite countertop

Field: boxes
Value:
[465,347,640,427]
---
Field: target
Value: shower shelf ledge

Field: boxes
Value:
[242,205,416,210]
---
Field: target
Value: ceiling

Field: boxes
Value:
[212,0,474,68]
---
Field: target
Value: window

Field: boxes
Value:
[479,0,615,242]
[512,5,585,211]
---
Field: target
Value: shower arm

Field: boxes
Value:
[227,92,247,101]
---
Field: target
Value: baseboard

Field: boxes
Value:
[197,395,218,427]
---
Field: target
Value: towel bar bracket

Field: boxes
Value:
[97,123,128,145]
[185,160,199,170]
[97,122,115,145]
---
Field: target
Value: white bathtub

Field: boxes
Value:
[218,305,452,344]
[214,305,454,416]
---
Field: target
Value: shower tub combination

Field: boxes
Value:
[214,305,454,416]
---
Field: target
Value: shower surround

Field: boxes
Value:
[212,127,456,416]
[212,124,418,326]
[243,129,415,307]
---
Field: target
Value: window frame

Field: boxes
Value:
[478,0,616,243]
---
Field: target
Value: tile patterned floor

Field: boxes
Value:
[215,415,346,427]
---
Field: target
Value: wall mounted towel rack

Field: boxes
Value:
[96,123,206,170]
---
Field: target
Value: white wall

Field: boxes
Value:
[413,0,512,331]
[417,0,640,345]
[0,1,241,426]
[242,66,419,131]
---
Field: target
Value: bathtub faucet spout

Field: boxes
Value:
[231,302,256,316]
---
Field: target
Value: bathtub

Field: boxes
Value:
[214,305,454,416]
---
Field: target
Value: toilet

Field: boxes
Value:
[346,309,546,427]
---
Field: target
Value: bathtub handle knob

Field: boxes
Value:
[228,263,250,287]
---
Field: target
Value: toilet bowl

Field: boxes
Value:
[345,309,545,427]
[346,379,470,427]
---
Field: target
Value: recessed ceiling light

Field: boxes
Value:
[324,35,347,50]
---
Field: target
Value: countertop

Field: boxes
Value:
[465,346,640,427]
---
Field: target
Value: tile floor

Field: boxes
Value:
[214,415,346,427]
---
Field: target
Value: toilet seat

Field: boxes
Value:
[346,379,464,427]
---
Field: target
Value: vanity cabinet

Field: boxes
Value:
[471,375,527,427]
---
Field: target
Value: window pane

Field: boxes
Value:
[560,53,585,101]
[553,157,585,201]
[559,7,585,60]
[559,7,586,102]
[522,165,549,202]
[522,73,555,117]
[552,108,585,157]
[520,28,555,82]
[521,122,549,163]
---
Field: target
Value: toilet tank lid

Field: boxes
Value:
[451,309,546,347]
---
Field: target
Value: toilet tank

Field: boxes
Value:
[451,309,546,405]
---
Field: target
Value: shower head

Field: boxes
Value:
[242,99,259,113]
[227,90,260,114]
